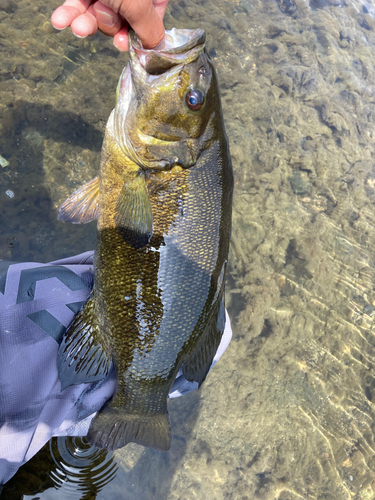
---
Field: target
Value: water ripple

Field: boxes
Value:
[48,436,118,498]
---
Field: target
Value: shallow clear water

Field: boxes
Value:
[3,0,375,497]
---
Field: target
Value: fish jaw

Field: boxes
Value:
[114,65,142,168]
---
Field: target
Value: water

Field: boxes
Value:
[3,437,118,499]
[2,0,375,497]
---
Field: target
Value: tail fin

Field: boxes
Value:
[88,407,171,452]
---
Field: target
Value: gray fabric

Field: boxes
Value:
[0,251,232,484]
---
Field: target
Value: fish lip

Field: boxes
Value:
[129,28,206,74]
[130,28,206,55]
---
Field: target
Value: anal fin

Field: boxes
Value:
[58,295,112,390]
[58,176,99,224]
[88,407,171,451]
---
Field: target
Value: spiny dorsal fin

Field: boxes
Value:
[114,173,153,248]
[57,176,99,224]
[58,295,113,390]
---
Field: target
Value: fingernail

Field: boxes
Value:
[97,10,114,27]
[51,23,64,31]
[73,32,85,38]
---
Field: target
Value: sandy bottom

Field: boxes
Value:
[3,0,375,498]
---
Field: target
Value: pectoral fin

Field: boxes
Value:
[58,294,113,390]
[182,296,226,387]
[58,176,99,224]
[114,173,153,248]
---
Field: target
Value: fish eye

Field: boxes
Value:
[186,89,204,111]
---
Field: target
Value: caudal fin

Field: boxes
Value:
[87,407,171,452]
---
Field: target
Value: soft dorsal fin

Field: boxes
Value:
[114,173,153,248]
[182,295,226,387]
[57,176,99,224]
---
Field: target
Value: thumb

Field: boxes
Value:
[116,0,166,49]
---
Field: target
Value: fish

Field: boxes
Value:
[57,27,233,452]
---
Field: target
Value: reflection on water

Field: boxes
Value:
[3,0,375,497]
[1,437,117,500]
[49,437,117,498]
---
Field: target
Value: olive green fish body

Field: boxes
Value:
[57,28,233,451]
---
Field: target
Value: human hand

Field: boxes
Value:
[51,0,169,51]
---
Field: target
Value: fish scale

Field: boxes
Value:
[57,28,233,451]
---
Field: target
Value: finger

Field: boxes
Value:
[51,0,93,30]
[70,6,99,37]
[153,0,169,22]
[113,25,130,51]
[94,1,123,37]
[102,0,165,49]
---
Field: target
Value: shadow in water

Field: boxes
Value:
[0,100,103,154]
[0,101,102,262]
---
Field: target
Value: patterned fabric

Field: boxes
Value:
[0,251,232,484]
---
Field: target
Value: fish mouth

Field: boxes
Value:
[130,28,206,74]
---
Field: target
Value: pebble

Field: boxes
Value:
[290,171,311,196]
[0,155,9,168]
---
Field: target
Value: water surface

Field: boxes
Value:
[2,0,375,497]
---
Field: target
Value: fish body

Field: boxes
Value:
[57,28,233,451]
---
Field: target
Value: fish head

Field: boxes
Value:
[114,28,222,171]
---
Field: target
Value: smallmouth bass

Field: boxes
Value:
[57,28,233,451]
